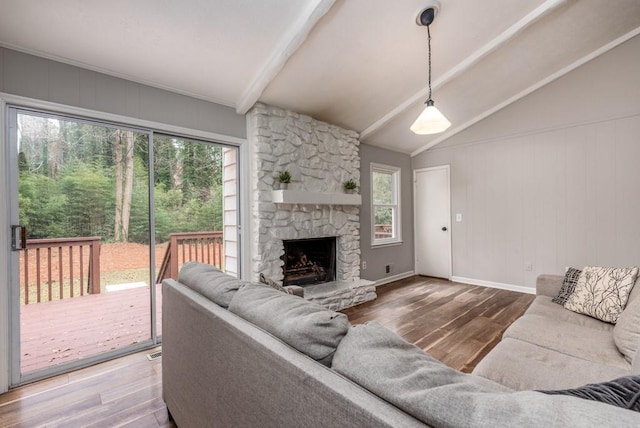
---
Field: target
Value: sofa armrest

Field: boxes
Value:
[536,274,564,297]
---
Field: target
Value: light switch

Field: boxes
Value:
[456,213,462,222]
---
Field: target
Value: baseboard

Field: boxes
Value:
[450,276,535,295]
[374,271,415,287]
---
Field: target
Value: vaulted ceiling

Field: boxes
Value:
[1,0,639,155]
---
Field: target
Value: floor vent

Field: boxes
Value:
[147,350,162,361]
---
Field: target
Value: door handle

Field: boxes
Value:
[11,225,27,251]
[441,226,447,232]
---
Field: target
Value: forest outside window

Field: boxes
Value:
[371,163,401,246]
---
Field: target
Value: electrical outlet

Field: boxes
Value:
[524,263,533,272]
[362,261,367,270]
[385,264,391,274]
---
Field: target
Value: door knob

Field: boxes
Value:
[441,226,447,231]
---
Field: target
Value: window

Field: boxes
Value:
[371,163,401,246]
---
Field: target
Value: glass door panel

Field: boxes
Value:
[152,135,237,335]
[12,109,153,381]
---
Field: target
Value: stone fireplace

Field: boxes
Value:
[246,103,375,310]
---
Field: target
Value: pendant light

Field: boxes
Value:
[410,2,451,135]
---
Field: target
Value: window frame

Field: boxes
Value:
[370,162,402,247]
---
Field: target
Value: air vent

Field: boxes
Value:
[147,350,162,361]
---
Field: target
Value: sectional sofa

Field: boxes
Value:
[474,274,640,390]
[162,263,640,427]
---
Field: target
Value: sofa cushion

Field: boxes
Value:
[564,266,639,324]
[473,338,631,391]
[503,314,629,369]
[614,294,640,363]
[228,284,349,366]
[178,262,244,308]
[552,267,582,305]
[539,375,640,412]
[526,296,613,332]
[333,322,640,427]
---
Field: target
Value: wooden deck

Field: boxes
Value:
[20,284,162,374]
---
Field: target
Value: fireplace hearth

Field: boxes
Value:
[281,237,336,286]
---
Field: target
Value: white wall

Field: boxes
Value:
[412,34,640,290]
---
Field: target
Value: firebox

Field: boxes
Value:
[281,237,336,286]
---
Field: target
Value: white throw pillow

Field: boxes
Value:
[564,266,639,324]
[613,294,640,362]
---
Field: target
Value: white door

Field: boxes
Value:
[414,166,451,278]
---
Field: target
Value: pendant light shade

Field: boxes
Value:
[410,99,451,135]
[411,2,451,135]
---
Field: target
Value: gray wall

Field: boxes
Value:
[360,144,414,282]
[0,48,246,138]
[412,34,640,290]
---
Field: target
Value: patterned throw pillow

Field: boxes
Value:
[564,266,639,324]
[259,273,295,295]
[552,267,582,305]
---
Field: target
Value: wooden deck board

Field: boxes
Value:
[20,285,162,374]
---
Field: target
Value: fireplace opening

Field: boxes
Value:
[281,237,336,286]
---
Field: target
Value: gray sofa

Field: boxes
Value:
[162,264,640,427]
[474,274,640,390]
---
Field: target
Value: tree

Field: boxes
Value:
[114,130,135,241]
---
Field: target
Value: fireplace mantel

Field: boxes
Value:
[272,190,362,206]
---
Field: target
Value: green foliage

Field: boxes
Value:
[17,113,228,245]
[58,163,111,238]
[278,170,292,184]
[19,173,67,238]
[343,179,357,190]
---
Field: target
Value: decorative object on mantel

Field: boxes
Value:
[343,179,358,194]
[410,1,452,135]
[277,170,292,189]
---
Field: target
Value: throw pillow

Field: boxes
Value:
[228,284,349,366]
[552,267,582,305]
[539,375,640,412]
[564,266,639,324]
[613,294,640,362]
[259,273,295,295]
[177,261,245,308]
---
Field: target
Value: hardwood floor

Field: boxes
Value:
[0,346,174,428]
[343,275,535,372]
[0,276,533,426]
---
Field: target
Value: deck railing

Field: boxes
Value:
[20,237,101,305]
[156,231,224,283]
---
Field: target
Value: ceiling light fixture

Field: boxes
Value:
[410,2,451,135]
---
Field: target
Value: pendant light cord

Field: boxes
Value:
[427,24,432,101]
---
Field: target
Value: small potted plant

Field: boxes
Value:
[278,170,292,190]
[343,178,358,194]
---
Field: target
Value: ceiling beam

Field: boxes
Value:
[236,0,336,114]
[410,25,640,157]
[359,0,567,140]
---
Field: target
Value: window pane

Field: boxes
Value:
[374,207,394,239]
[373,171,393,205]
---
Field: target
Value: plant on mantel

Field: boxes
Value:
[277,170,291,190]
[343,179,358,194]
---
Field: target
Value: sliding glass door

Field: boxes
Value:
[7,107,239,385]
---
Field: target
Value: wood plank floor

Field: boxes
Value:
[0,276,534,427]
[343,276,534,372]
